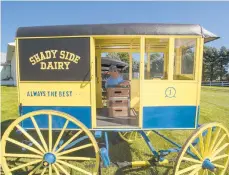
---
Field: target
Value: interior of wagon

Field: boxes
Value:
[95,38,140,128]
[94,37,197,128]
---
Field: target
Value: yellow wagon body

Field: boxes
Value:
[14,24,216,130]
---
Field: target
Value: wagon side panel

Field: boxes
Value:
[17,37,92,129]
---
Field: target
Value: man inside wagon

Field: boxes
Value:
[105,65,129,88]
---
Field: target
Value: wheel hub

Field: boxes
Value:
[202,159,216,172]
[43,152,56,165]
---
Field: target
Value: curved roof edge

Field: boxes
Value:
[16,23,219,43]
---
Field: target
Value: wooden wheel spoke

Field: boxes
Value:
[214,163,225,169]
[55,130,83,153]
[189,144,203,160]
[209,128,221,152]
[57,143,93,156]
[123,132,128,137]
[55,162,70,175]
[212,134,226,154]
[177,164,201,175]
[28,162,43,175]
[4,153,42,159]
[198,133,204,156]
[52,164,60,175]
[49,164,52,175]
[7,138,43,155]
[211,154,229,162]
[134,132,137,140]
[129,132,133,140]
[57,159,91,175]
[188,166,202,175]
[16,125,46,153]
[58,156,96,161]
[9,159,42,172]
[204,128,212,157]
[31,116,48,152]
[49,114,52,152]
[41,167,47,175]
[53,120,69,152]
[211,143,229,159]
[182,156,202,164]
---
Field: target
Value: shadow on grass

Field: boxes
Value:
[114,163,174,175]
[1,119,15,138]
[101,132,174,175]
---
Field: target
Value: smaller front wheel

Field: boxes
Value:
[118,131,151,144]
[174,123,229,175]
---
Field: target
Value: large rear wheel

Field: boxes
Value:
[1,110,100,175]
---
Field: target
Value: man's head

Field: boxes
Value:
[109,65,119,78]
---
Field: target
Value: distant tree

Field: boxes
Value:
[117,53,129,64]
[150,53,164,75]
[217,46,229,80]
[182,48,194,74]
[203,46,219,81]
[106,52,129,63]
[106,53,120,60]
[226,73,229,81]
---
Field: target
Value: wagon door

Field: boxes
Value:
[17,37,93,129]
[142,37,200,129]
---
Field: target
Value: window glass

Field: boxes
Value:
[174,39,196,80]
[144,38,169,80]
[132,53,140,79]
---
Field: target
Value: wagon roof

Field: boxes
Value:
[16,23,219,43]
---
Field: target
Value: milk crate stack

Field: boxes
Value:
[107,88,130,118]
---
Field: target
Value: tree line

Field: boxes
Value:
[203,46,229,81]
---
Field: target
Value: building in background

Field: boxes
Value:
[0,42,16,86]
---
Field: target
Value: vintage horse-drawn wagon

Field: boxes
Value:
[1,23,229,175]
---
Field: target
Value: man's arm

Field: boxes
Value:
[118,76,130,87]
[105,80,108,88]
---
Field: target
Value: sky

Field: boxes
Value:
[1,1,229,53]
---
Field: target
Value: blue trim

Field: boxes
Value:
[20,106,91,129]
[143,106,197,128]
[104,132,109,152]
[202,159,215,171]
[44,153,56,164]
[140,131,159,157]
[196,106,200,127]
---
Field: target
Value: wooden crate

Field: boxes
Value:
[107,88,130,98]
[108,107,129,118]
[108,99,129,107]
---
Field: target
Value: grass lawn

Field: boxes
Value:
[1,86,229,175]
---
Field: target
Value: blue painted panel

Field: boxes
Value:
[20,106,91,129]
[196,106,200,127]
[143,106,197,128]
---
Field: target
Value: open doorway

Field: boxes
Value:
[95,38,140,128]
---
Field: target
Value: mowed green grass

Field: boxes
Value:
[1,86,229,175]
